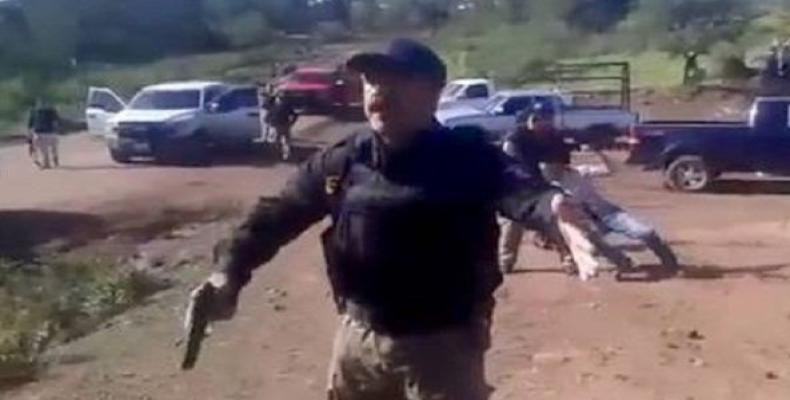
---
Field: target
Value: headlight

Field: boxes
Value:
[106,123,120,139]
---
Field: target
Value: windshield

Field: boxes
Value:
[293,71,333,85]
[483,95,506,112]
[128,90,201,110]
[441,83,463,98]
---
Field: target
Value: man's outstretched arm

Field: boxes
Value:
[215,146,343,291]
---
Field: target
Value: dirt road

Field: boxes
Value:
[3,113,790,399]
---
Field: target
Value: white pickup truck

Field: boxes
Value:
[86,81,267,165]
[438,78,496,110]
[436,89,637,147]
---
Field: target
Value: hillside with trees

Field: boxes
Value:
[3,0,790,128]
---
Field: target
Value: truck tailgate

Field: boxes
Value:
[627,122,749,167]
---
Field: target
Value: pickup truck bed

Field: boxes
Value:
[627,97,790,191]
[628,122,749,167]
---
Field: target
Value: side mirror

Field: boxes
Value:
[207,102,220,113]
[493,106,505,115]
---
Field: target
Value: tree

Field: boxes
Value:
[566,0,632,32]
[20,0,79,67]
[331,0,352,30]
[503,0,528,23]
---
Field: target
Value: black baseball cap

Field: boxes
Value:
[346,38,447,84]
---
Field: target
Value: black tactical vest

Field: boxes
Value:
[321,128,502,335]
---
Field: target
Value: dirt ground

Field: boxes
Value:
[2,95,790,400]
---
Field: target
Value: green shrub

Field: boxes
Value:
[0,256,171,384]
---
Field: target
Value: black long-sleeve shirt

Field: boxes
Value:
[28,106,61,134]
[215,123,560,332]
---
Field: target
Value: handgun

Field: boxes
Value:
[180,282,215,370]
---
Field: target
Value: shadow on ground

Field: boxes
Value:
[0,204,240,261]
[709,179,790,195]
[0,210,107,260]
[617,263,790,282]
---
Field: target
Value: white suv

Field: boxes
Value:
[86,81,266,165]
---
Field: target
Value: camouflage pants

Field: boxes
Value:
[498,219,525,273]
[327,315,491,400]
[33,133,59,169]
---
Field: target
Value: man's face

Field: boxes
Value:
[529,116,556,138]
[361,70,441,142]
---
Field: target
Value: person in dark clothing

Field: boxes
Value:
[265,94,298,161]
[185,38,589,400]
[500,108,678,279]
[683,51,700,85]
[27,99,62,169]
[498,106,575,273]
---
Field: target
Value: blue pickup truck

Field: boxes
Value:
[627,97,790,192]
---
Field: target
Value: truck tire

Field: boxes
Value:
[181,133,212,167]
[152,133,211,167]
[151,140,178,166]
[109,148,131,164]
[664,155,711,192]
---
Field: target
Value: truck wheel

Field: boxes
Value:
[109,148,131,164]
[182,133,212,167]
[152,140,178,165]
[665,155,711,192]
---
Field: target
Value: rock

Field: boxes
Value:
[689,357,706,368]
[531,352,574,364]
[266,287,288,299]
[614,373,629,382]
[660,327,679,337]
[166,224,200,240]
[666,342,680,350]
[172,249,195,267]
[765,371,779,380]
[576,372,597,384]
[587,302,601,310]
[687,330,705,341]
[273,303,286,312]
[131,252,154,271]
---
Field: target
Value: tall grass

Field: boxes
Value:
[0,256,170,384]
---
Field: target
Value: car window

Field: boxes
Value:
[89,91,124,113]
[236,88,259,108]
[502,97,535,115]
[753,101,787,131]
[294,71,333,84]
[442,83,463,98]
[128,90,201,110]
[216,88,259,112]
[465,84,489,99]
[483,95,506,112]
[204,85,226,104]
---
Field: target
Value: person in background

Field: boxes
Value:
[265,94,298,161]
[27,98,62,169]
[552,151,681,278]
[258,82,274,143]
[498,106,575,274]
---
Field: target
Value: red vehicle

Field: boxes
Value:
[274,66,362,118]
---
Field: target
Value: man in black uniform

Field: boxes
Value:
[187,38,588,400]
[499,107,574,274]
[27,98,62,169]
[265,94,298,161]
